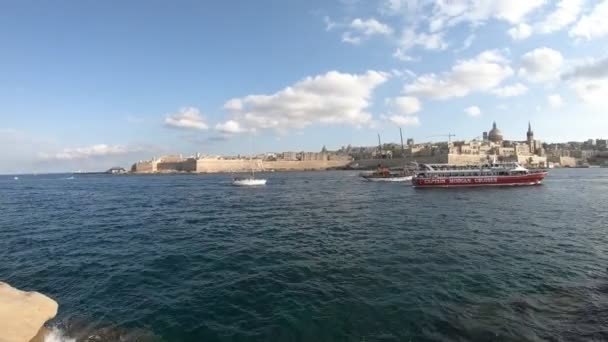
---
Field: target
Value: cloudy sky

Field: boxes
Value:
[2,0,608,173]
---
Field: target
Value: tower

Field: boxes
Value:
[527,121,534,153]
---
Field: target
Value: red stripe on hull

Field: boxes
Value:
[412,172,548,188]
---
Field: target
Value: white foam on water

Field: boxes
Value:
[44,327,76,342]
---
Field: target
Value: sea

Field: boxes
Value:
[1,169,607,341]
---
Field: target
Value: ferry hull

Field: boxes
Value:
[412,172,548,188]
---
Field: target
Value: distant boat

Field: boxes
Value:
[232,135,267,186]
[232,177,267,186]
[66,176,75,180]
[232,159,267,186]
[360,171,413,182]
[13,176,18,180]
[360,165,414,182]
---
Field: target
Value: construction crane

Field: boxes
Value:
[426,133,456,144]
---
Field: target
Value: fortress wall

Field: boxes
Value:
[515,155,548,166]
[132,161,156,173]
[193,159,351,173]
[195,159,253,173]
[157,159,197,172]
[447,154,488,165]
[266,160,350,170]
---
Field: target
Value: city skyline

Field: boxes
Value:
[2,0,608,173]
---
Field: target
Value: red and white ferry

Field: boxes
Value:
[412,162,548,188]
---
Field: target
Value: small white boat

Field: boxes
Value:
[13,176,19,180]
[360,164,414,182]
[233,136,267,186]
[362,174,413,182]
[232,177,267,186]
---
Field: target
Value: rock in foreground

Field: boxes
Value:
[0,282,58,342]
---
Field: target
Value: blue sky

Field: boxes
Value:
[1,0,608,173]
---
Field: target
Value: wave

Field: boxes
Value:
[45,327,75,342]
[44,321,161,342]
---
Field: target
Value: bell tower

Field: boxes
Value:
[527,121,534,153]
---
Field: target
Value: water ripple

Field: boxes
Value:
[1,170,608,341]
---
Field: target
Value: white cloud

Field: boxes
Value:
[341,32,362,44]
[382,0,413,14]
[386,96,421,114]
[519,47,563,83]
[491,83,528,97]
[403,49,513,99]
[547,94,564,107]
[561,56,608,105]
[508,23,532,40]
[536,0,584,34]
[570,79,608,105]
[508,1,582,40]
[215,120,248,134]
[392,48,418,61]
[224,98,243,111]
[42,144,140,160]
[390,68,418,79]
[324,16,337,31]
[351,18,393,35]
[464,106,482,117]
[164,107,209,130]
[342,18,392,45]
[459,33,476,51]
[386,115,420,126]
[562,56,608,80]
[383,96,421,127]
[398,29,448,52]
[569,0,608,39]
[221,70,388,132]
[430,0,546,27]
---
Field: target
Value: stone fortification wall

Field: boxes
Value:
[131,160,156,173]
[548,156,577,167]
[267,160,350,171]
[157,158,197,172]
[447,154,488,164]
[195,159,252,173]
[515,154,548,167]
[194,159,350,173]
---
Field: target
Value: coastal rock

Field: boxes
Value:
[0,282,58,342]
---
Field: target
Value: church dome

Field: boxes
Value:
[488,121,503,143]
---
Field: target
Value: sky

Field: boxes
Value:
[1,0,608,173]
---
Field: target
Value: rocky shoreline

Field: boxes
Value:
[0,282,57,342]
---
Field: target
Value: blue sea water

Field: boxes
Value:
[1,170,608,341]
